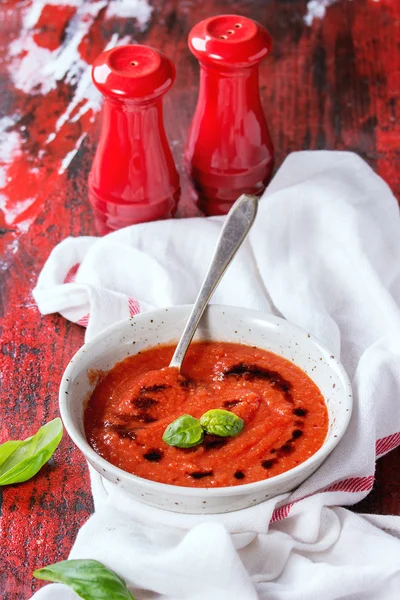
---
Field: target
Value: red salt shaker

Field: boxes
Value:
[185,15,274,215]
[89,45,180,234]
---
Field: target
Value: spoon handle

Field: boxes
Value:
[169,194,258,370]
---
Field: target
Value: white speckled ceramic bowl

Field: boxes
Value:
[59,305,352,514]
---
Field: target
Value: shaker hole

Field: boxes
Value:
[220,35,228,39]
[234,23,242,28]
[130,61,138,66]
[227,30,234,34]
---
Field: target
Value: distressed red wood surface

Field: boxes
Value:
[0,0,399,598]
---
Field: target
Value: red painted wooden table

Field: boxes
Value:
[0,0,399,598]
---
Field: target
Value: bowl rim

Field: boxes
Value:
[59,304,353,498]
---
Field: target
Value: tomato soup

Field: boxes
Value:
[84,342,328,488]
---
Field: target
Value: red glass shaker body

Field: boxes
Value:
[89,45,180,234]
[185,15,274,215]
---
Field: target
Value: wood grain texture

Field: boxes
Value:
[0,0,399,597]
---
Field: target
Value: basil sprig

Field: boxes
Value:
[0,418,63,485]
[34,559,136,600]
[162,414,204,448]
[163,409,245,448]
[200,409,244,437]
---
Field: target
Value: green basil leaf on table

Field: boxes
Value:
[0,417,63,485]
[34,559,136,600]
[200,409,244,437]
[162,414,204,448]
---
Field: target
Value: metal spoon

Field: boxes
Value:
[169,193,258,371]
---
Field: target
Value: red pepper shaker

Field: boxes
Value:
[185,15,274,215]
[89,45,180,234]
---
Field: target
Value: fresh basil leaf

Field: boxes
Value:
[0,418,63,485]
[34,559,136,600]
[162,414,204,448]
[200,409,244,437]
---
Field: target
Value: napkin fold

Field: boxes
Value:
[32,151,400,600]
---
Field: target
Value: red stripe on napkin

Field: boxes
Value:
[271,431,400,523]
[128,297,140,316]
[64,262,80,284]
[376,432,400,457]
[77,314,90,327]
[270,504,292,523]
[62,264,141,324]
[270,475,377,524]
[324,476,375,494]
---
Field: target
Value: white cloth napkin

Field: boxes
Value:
[32,151,400,600]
